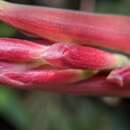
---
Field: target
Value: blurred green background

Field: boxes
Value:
[1,0,130,130]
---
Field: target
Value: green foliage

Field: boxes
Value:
[23,93,130,130]
[0,23,16,37]
[96,0,130,15]
[0,87,29,130]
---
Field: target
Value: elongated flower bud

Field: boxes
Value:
[42,43,129,70]
[0,38,129,70]
[0,70,96,87]
[2,73,130,97]
[0,1,130,53]
[0,63,129,97]
[107,67,130,87]
[0,62,96,86]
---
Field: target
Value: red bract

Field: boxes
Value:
[107,67,130,87]
[0,38,44,63]
[0,1,130,53]
[0,38,129,70]
[3,73,130,97]
[0,62,96,86]
[0,70,86,86]
[42,43,129,70]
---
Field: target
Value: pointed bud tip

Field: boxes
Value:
[107,74,124,87]
[114,54,130,68]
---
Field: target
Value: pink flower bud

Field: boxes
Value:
[42,43,129,70]
[0,62,96,87]
[0,38,128,70]
[0,1,130,54]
